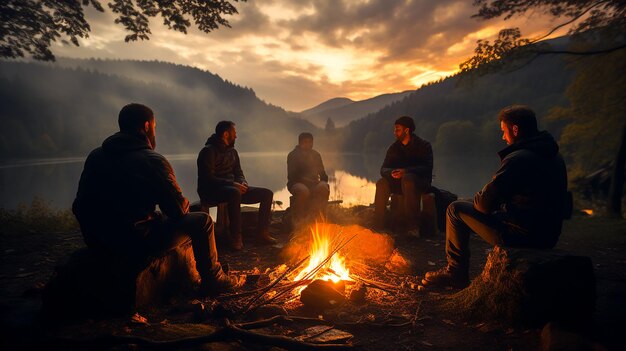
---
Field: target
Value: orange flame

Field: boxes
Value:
[293,222,352,284]
[581,209,594,216]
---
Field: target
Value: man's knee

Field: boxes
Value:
[400,173,419,189]
[259,187,273,202]
[186,211,214,233]
[376,177,390,191]
[446,200,473,219]
[314,182,330,197]
[223,186,242,203]
[290,183,311,199]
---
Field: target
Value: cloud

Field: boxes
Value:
[49,1,566,111]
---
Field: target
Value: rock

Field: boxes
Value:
[349,282,367,304]
[42,243,200,320]
[445,246,595,329]
[299,326,353,343]
[300,280,346,311]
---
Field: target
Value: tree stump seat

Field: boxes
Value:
[42,241,199,320]
[444,246,595,330]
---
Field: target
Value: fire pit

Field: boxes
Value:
[236,221,409,314]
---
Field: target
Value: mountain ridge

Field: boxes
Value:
[301,90,415,127]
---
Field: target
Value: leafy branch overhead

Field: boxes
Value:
[460,0,626,74]
[0,0,246,61]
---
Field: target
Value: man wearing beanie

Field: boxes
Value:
[373,115,433,234]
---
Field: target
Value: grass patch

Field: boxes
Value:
[0,197,78,233]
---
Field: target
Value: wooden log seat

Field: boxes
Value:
[42,242,199,320]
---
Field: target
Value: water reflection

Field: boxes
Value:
[274,170,377,210]
[0,152,499,209]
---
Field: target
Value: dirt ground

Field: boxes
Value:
[1,209,625,351]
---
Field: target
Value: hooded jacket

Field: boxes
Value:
[380,133,433,183]
[197,134,246,200]
[72,132,189,249]
[473,131,568,248]
[287,145,329,188]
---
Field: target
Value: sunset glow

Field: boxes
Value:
[52,1,571,111]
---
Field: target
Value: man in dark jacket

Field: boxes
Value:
[73,103,240,297]
[287,132,330,221]
[197,121,276,251]
[374,116,433,233]
[423,105,568,288]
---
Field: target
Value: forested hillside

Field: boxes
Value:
[340,53,574,157]
[0,59,318,159]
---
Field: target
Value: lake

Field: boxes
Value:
[0,152,500,210]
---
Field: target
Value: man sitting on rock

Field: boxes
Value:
[197,121,276,250]
[373,116,433,234]
[287,132,330,222]
[73,103,241,297]
[423,105,568,289]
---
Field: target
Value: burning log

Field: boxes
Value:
[301,279,346,310]
[251,232,358,311]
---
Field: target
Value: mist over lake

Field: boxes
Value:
[0,152,499,210]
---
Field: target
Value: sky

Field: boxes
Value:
[51,0,568,112]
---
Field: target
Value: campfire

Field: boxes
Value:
[292,221,353,288]
[236,222,409,314]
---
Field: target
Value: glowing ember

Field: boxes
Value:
[293,222,352,284]
[581,209,594,216]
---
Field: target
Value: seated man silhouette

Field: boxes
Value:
[373,116,433,234]
[197,121,276,251]
[423,105,568,289]
[72,103,240,297]
[287,132,330,222]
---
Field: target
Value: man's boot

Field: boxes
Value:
[230,233,243,251]
[422,266,470,289]
[257,229,277,245]
[199,268,245,298]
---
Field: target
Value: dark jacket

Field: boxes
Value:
[72,132,189,249]
[287,146,329,188]
[197,134,246,200]
[473,131,568,248]
[380,133,433,183]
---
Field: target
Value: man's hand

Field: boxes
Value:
[233,182,248,194]
[391,169,405,179]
